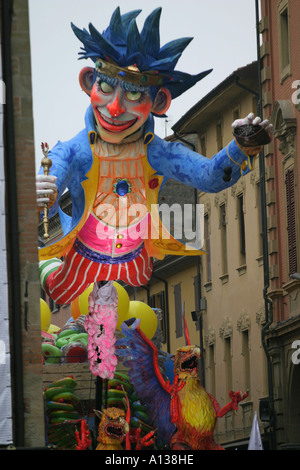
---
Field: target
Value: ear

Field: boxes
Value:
[79,67,95,96]
[151,87,172,115]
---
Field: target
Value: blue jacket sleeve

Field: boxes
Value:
[147,134,254,193]
[38,129,93,229]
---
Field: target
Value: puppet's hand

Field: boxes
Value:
[231,112,272,132]
[232,113,272,156]
[229,390,248,411]
[36,174,57,207]
[135,428,156,450]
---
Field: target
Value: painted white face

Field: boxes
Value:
[90,78,154,144]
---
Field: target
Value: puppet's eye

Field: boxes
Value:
[125,90,142,101]
[100,81,114,94]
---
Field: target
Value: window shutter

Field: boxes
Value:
[159,291,167,344]
[238,194,246,256]
[149,294,156,308]
[174,284,182,338]
[193,275,200,331]
[285,168,297,275]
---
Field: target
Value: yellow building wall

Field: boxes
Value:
[199,92,268,444]
[130,90,269,447]
[126,89,268,447]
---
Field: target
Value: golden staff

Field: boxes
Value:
[41,142,52,242]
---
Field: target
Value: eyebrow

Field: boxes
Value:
[96,72,118,87]
[122,81,148,93]
[96,72,149,93]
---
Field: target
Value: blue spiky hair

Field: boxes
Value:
[71,7,212,100]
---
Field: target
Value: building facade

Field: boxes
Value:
[1,0,44,448]
[132,62,269,449]
[259,0,300,449]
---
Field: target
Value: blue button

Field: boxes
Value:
[115,180,129,196]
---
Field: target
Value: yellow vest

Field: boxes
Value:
[39,131,205,261]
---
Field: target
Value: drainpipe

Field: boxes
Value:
[194,239,205,388]
[255,0,276,450]
[234,76,259,101]
[2,0,25,447]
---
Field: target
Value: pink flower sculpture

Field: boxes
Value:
[84,281,118,379]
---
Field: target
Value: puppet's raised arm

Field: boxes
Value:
[148,113,272,194]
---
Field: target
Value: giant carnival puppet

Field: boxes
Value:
[37,8,271,381]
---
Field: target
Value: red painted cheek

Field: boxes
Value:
[130,101,152,118]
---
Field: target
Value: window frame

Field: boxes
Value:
[277,0,291,82]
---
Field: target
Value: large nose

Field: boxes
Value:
[107,91,125,118]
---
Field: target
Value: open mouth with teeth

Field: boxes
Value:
[105,423,126,438]
[180,354,198,372]
[95,108,138,133]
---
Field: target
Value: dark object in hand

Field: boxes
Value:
[233,124,271,147]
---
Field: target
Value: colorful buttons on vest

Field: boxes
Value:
[113,178,132,196]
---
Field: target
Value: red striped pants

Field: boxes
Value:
[45,243,153,305]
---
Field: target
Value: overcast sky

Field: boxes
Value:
[28,0,259,170]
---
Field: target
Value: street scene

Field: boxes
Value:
[0,0,299,453]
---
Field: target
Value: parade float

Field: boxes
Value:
[36,6,271,449]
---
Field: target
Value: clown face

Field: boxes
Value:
[91,76,154,143]
[79,67,172,144]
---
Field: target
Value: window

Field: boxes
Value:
[233,106,240,122]
[224,336,233,392]
[194,274,200,311]
[208,343,216,396]
[242,330,251,395]
[237,194,246,265]
[216,119,223,152]
[158,291,167,344]
[204,214,212,283]
[220,204,228,275]
[200,134,207,156]
[149,294,156,308]
[285,168,297,275]
[150,291,167,343]
[256,182,263,257]
[278,1,291,79]
[280,7,290,69]
[174,283,182,338]
[193,275,200,331]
